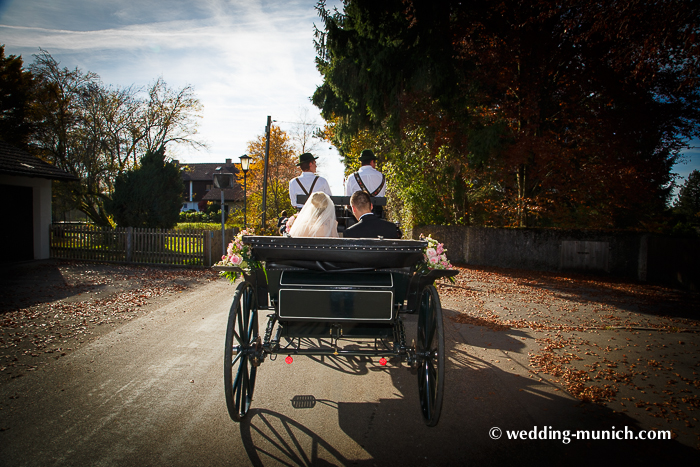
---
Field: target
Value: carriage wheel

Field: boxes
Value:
[416,284,445,427]
[224,280,259,422]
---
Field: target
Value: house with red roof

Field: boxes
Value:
[178,158,244,214]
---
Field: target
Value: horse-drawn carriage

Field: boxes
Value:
[214,203,456,427]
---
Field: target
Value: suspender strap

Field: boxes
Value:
[309,176,319,193]
[353,172,369,194]
[295,176,319,196]
[295,178,308,195]
[353,172,385,197]
[372,175,385,197]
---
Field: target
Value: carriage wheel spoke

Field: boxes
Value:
[243,296,251,340]
[248,367,257,397]
[237,306,246,342]
[422,361,433,421]
[426,359,437,398]
[233,329,242,345]
[240,359,250,414]
[425,296,435,346]
[231,351,242,367]
[233,360,243,408]
[246,311,256,344]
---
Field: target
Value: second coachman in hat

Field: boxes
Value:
[344,149,387,198]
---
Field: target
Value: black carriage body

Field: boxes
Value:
[219,236,455,427]
[266,267,410,339]
[247,236,421,338]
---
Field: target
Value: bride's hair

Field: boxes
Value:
[288,192,338,237]
[310,192,330,210]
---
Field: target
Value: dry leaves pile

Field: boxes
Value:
[440,265,700,439]
[0,262,217,380]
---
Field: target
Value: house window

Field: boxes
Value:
[206,184,212,191]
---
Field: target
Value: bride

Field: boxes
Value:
[288,192,339,237]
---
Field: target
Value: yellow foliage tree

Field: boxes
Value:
[245,125,298,224]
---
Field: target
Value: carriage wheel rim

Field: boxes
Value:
[416,285,444,426]
[225,281,259,422]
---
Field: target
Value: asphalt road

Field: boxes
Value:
[1,278,696,466]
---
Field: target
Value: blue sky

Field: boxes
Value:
[1,0,698,195]
[0,0,347,192]
[674,141,700,189]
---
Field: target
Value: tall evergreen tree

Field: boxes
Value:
[313,0,700,230]
[0,45,35,149]
[106,146,184,228]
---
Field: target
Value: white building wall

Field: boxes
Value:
[0,174,52,259]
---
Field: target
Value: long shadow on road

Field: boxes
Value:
[236,313,697,466]
[447,265,700,321]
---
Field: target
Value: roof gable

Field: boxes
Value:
[0,142,78,181]
[180,162,239,181]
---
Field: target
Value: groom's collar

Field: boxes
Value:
[359,212,374,220]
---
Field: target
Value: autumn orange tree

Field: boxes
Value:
[242,125,297,228]
[313,0,700,230]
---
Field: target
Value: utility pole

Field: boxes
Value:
[261,115,271,228]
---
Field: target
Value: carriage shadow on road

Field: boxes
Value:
[239,408,352,467]
[237,311,698,466]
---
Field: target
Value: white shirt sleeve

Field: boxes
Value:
[315,176,333,198]
[289,178,302,208]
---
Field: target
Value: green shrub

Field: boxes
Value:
[106,146,183,228]
[178,211,220,223]
[174,222,221,230]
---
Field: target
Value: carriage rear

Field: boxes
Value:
[216,236,456,427]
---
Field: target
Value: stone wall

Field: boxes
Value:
[413,226,699,290]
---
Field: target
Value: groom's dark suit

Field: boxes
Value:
[343,214,401,239]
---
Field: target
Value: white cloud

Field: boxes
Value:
[0,0,346,193]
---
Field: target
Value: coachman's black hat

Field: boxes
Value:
[297,152,318,166]
[360,149,377,164]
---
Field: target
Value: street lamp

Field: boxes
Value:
[239,154,252,229]
[213,167,234,257]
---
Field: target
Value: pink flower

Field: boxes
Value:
[286,214,297,233]
[429,256,439,264]
[221,255,226,261]
[436,243,444,254]
[441,260,449,267]
[230,254,243,266]
[426,247,437,258]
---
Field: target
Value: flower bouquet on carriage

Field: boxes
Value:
[216,229,262,283]
[416,234,456,283]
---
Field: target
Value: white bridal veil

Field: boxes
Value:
[288,192,339,238]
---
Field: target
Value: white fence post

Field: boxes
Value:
[126,227,133,262]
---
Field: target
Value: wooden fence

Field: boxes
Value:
[50,224,209,266]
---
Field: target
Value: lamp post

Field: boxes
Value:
[213,167,234,257]
[239,154,251,229]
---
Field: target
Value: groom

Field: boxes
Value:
[343,191,401,239]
